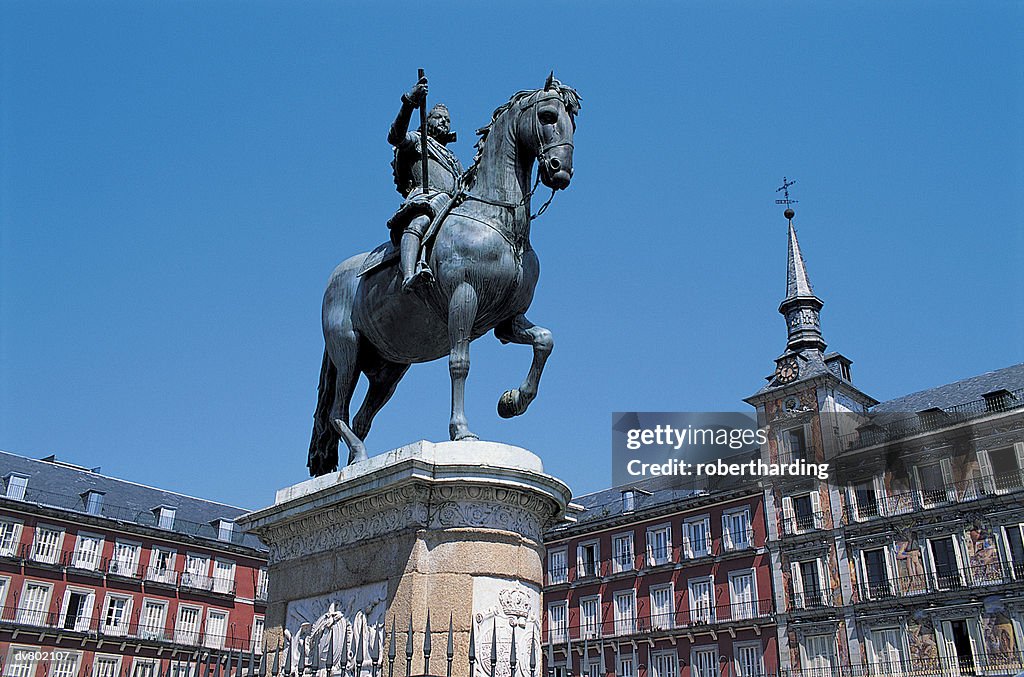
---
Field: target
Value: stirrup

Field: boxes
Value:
[402,267,434,293]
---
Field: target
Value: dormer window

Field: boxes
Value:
[154,506,176,530]
[917,408,948,430]
[5,475,28,501]
[217,520,235,542]
[83,491,105,515]
[983,389,1016,413]
[621,490,635,513]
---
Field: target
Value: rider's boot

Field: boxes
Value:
[401,217,434,293]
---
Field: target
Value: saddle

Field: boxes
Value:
[356,240,401,277]
[357,190,461,278]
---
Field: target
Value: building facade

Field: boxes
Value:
[0,452,269,677]
[745,210,1024,676]
[543,204,1024,677]
[542,478,778,677]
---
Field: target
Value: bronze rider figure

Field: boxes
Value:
[386,76,463,293]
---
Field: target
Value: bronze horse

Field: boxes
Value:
[308,76,580,475]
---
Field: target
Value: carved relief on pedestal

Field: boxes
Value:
[472,578,541,677]
[283,583,388,671]
[265,485,556,564]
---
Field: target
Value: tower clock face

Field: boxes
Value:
[776,357,799,384]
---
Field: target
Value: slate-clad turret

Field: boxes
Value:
[779,213,827,355]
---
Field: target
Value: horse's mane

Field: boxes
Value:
[462,79,581,189]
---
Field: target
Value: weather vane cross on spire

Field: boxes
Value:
[775,176,798,219]
[775,176,798,207]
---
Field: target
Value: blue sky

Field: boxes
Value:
[1,2,1021,509]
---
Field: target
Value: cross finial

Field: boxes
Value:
[775,176,798,219]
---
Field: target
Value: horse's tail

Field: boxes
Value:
[307,348,340,476]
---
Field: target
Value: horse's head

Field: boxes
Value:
[518,74,580,191]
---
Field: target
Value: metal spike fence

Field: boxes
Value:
[258,613,538,677]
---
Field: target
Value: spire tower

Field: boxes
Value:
[779,215,826,354]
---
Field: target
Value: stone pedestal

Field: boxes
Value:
[238,440,571,677]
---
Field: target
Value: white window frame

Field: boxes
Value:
[734,641,764,677]
[256,567,269,600]
[30,525,64,564]
[183,552,212,590]
[212,558,235,595]
[577,540,600,579]
[217,520,234,542]
[92,655,123,677]
[149,547,178,585]
[58,586,95,632]
[548,548,568,584]
[48,650,81,677]
[547,601,568,643]
[251,615,265,653]
[84,491,104,515]
[650,583,674,630]
[175,604,203,645]
[800,634,836,674]
[139,598,169,640]
[650,650,677,677]
[100,593,133,637]
[110,540,142,577]
[612,589,635,635]
[580,595,601,639]
[156,507,176,530]
[682,515,711,559]
[728,568,758,620]
[723,508,752,551]
[868,626,908,672]
[71,532,104,571]
[791,558,828,609]
[646,524,672,566]
[204,608,229,649]
[778,423,812,462]
[5,644,39,677]
[0,576,10,609]
[18,580,53,625]
[925,534,967,590]
[859,546,895,600]
[0,519,24,558]
[687,576,714,624]
[612,533,634,573]
[132,658,158,677]
[689,646,717,677]
[5,475,29,501]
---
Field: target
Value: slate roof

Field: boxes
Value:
[872,363,1024,413]
[0,450,266,552]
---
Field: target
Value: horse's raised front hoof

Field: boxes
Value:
[498,389,526,418]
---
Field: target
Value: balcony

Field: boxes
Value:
[790,586,834,611]
[145,565,179,587]
[774,651,1024,676]
[106,557,143,579]
[542,599,774,644]
[180,572,236,596]
[783,511,827,536]
[0,602,255,652]
[846,470,1024,526]
[855,561,1017,603]
[722,526,755,552]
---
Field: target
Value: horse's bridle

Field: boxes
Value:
[458,90,574,221]
[522,91,575,176]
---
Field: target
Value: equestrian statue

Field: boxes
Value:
[307,72,580,476]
